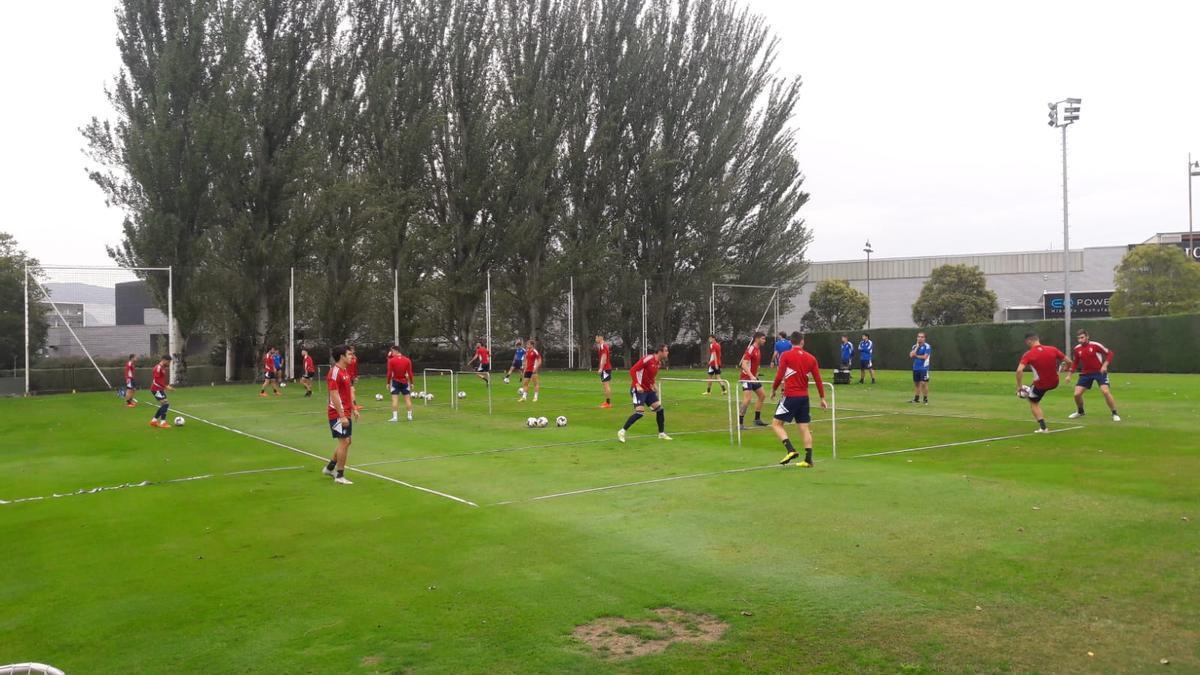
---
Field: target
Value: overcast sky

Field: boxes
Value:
[2,0,1198,268]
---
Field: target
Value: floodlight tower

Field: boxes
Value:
[1189,153,1200,256]
[1048,97,1081,348]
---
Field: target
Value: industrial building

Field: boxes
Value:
[783,232,1198,329]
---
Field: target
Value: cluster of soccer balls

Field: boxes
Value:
[526,416,568,428]
[374,391,445,402]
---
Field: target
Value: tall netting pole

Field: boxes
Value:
[168,266,176,384]
[486,269,493,414]
[23,264,29,396]
[288,267,295,381]
[393,268,400,346]
[641,280,648,353]
[568,276,575,369]
[709,282,715,338]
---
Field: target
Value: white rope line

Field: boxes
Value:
[162,404,479,508]
[494,464,786,505]
[850,425,1084,458]
[0,465,303,506]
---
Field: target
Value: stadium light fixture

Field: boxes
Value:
[863,240,874,329]
[1189,153,1200,255]
[1048,97,1081,348]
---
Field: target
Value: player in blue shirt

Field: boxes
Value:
[910,331,931,404]
[771,332,791,367]
[857,333,876,384]
[839,335,854,369]
[273,350,284,388]
[503,338,526,384]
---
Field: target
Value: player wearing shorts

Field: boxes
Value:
[617,344,672,443]
[466,341,491,384]
[703,335,728,396]
[910,333,931,404]
[122,354,138,407]
[503,339,526,384]
[323,345,358,485]
[386,345,415,422]
[596,335,613,408]
[148,355,174,428]
[518,339,541,402]
[1015,332,1070,432]
[259,347,281,397]
[300,349,316,397]
[738,332,768,429]
[1067,330,1120,421]
[858,333,876,384]
[273,349,284,387]
[839,336,854,369]
[771,332,827,467]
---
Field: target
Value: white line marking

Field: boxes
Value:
[0,466,304,506]
[165,405,479,508]
[495,464,786,505]
[850,426,1084,458]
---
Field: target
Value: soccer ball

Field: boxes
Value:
[457,391,467,399]
[280,382,287,388]
[173,416,185,427]
[375,393,384,401]
[503,376,510,384]
[425,393,434,402]
[1017,385,1033,399]
[517,387,525,395]
[413,390,424,399]
[556,416,568,427]
[536,416,549,428]
[526,417,538,428]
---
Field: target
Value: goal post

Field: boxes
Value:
[657,377,736,446]
[726,378,838,457]
[711,283,780,346]
[24,265,174,395]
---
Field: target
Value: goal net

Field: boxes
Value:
[23,265,174,395]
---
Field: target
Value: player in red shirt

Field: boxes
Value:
[122,354,138,407]
[518,339,542,402]
[738,332,768,429]
[148,355,174,428]
[300,348,317,398]
[386,345,416,422]
[323,345,359,485]
[596,335,613,408]
[259,347,281,397]
[771,332,827,467]
[466,340,491,384]
[1066,329,1120,421]
[618,344,672,443]
[703,335,728,396]
[1015,332,1071,433]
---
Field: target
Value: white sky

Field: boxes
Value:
[1,0,1198,267]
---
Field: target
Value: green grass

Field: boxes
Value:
[1,369,1197,673]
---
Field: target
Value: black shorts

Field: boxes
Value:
[741,381,763,392]
[600,369,612,383]
[859,359,873,369]
[125,379,137,390]
[774,396,811,424]
[263,371,275,381]
[477,363,491,373]
[523,370,535,380]
[912,370,930,383]
[329,418,352,439]
[631,389,660,408]
[390,380,411,396]
[707,365,721,376]
[152,389,168,404]
[1076,373,1110,389]
[1028,383,1057,403]
[302,370,316,380]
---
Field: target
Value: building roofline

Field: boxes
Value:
[812,244,1127,267]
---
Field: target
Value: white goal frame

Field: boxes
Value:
[728,378,838,456]
[421,369,458,409]
[657,377,736,446]
[25,264,174,395]
[709,283,779,344]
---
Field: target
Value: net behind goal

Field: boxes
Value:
[23,265,174,395]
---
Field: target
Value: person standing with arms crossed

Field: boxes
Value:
[910,332,931,404]
[858,333,876,384]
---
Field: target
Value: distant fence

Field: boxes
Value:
[798,314,1200,374]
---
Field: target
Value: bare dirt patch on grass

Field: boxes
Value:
[573,607,729,660]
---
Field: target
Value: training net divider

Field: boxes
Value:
[455,370,493,415]
[422,369,458,410]
[657,377,736,446]
[728,378,837,457]
[26,264,174,395]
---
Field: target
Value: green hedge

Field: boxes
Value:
[801,314,1200,374]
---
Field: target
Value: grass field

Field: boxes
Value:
[2,368,1197,673]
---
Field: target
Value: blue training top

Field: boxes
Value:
[514,347,527,362]
[774,338,791,356]
[858,339,874,360]
[912,343,932,371]
[840,342,854,362]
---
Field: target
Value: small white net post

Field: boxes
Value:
[25,265,172,394]
[829,382,837,459]
[567,276,575,369]
[658,377,736,446]
[421,369,457,410]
